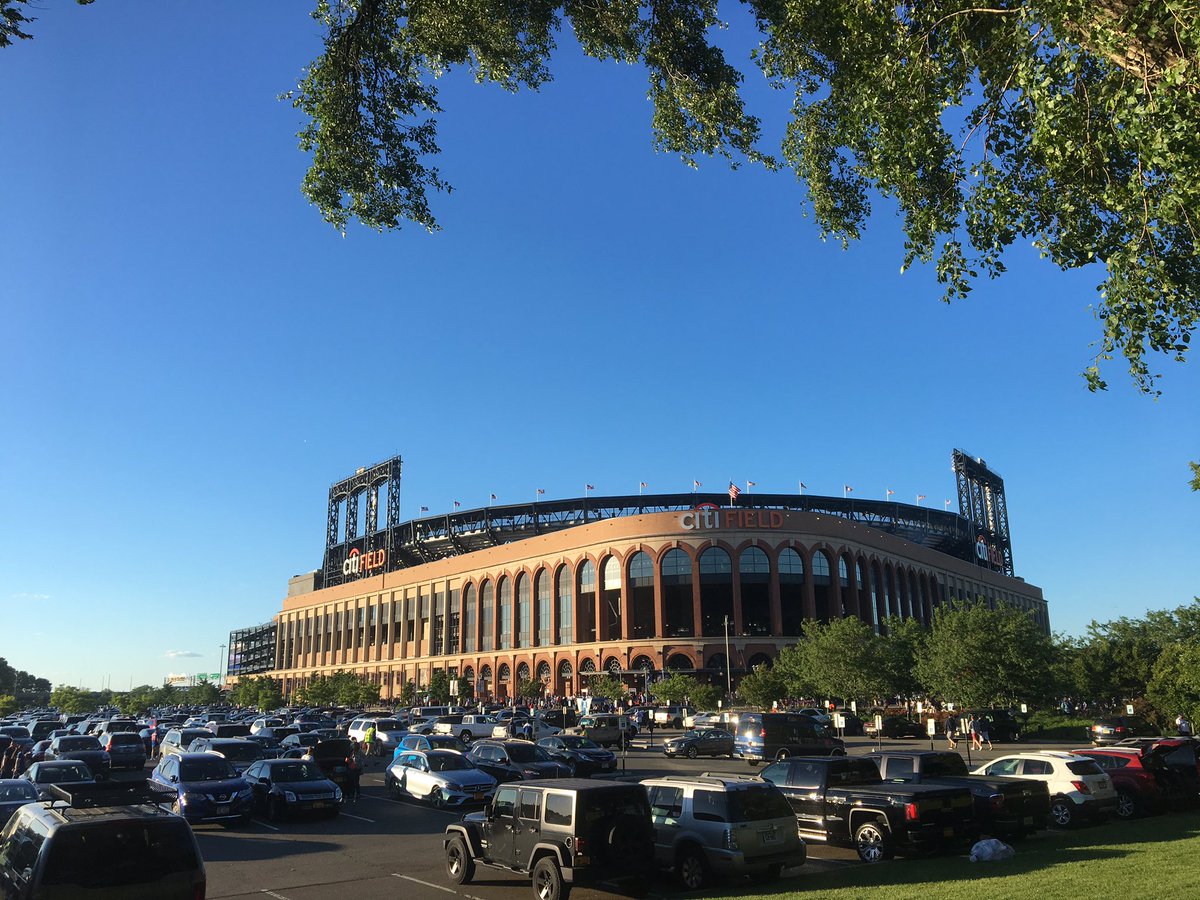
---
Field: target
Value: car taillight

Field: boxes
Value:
[574,835,586,856]
[1071,780,1091,795]
[904,802,920,822]
[760,728,766,737]
[988,793,1005,812]
[1115,726,1125,733]
[722,826,739,849]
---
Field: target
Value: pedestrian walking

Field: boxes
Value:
[970,715,982,751]
[978,715,993,750]
[1177,714,1193,737]
[363,723,376,760]
[945,718,959,750]
[0,746,16,779]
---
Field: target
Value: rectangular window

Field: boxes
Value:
[544,792,572,826]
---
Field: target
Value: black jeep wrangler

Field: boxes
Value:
[444,778,654,900]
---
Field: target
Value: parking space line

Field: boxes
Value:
[261,890,292,900]
[340,811,376,823]
[359,796,461,815]
[393,874,458,895]
[251,819,281,831]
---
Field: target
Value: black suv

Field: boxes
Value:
[0,782,206,899]
[445,779,655,900]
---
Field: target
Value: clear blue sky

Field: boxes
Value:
[2,3,1196,691]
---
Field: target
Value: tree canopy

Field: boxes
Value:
[5,0,1197,392]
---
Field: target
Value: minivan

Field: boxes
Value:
[734,712,845,764]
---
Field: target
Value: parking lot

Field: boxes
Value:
[190,734,1064,900]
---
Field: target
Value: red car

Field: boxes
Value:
[1113,737,1200,802]
[1071,744,1189,817]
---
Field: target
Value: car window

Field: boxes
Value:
[691,789,727,823]
[493,787,518,819]
[544,792,572,826]
[985,758,1021,776]
[1021,759,1052,776]
[0,817,49,873]
[1164,746,1197,766]
[884,757,915,781]
[759,762,789,787]
[179,759,237,781]
[789,762,824,791]
[518,790,541,822]
[648,785,684,819]
[1066,760,1104,776]
[41,819,199,888]
[728,785,793,822]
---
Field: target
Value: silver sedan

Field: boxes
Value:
[386,749,496,808]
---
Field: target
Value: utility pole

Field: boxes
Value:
[723,615,732,697]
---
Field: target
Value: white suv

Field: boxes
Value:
[972,751,1117,827]
[347,717,410,756]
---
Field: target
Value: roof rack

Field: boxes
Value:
[46,781,177,811]
[644,773,761,786]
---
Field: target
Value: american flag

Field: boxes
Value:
[799,482,807,489]
[886,488,895,496]
[490,493,497,501]
[844,485,853,494]
[728,482,741,500]
[694,480,702,489]
[420,506,429,512]
[453,500,461,508]
[747,480,756,488]
[585,484,595,491]
[917,494,926,502]
[640,481,648,489]
[537,488,545,495]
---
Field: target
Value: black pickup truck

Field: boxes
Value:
[864,750,1050,838]
[759,756,977,862]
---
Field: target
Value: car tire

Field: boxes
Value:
[1050,797,1074,828]
[1116,790,1139,819]
[431,788,446,809]
[445,835,475,885]
[686,746,699,759]
[532,856,568,900]
[854,821,894,863]
[461,731,472,743]
[676,846,708,890]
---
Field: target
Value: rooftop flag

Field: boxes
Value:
[490,493,497,501]
[420,506,429,512]
[453,500,461,508]
[886,488,895,497]
[585,484,595,491]
[728,482,741,501]
[537,488,545,495]
[917,494,926,503]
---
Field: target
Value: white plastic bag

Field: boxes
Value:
[969,838,1015,862]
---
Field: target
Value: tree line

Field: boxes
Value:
[0,657,52,714]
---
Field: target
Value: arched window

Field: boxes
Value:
[698,547,733,637]
[516,573,531,648]
[556,565,573,645]
[579,657,597,673]
[578,559,597,642]
[812,550,833,622]
[871,562,887,633]
[838,555,852,618]
[779,548,805,635]
[499,576,513,650]
[627,551,655,639]
[661,548,694,637]
[480,580,494,651]
[601,556,622,641]
[463,583,477,653]
[535,569,551,646]
[516,662,531,682]
[739,547,771,636]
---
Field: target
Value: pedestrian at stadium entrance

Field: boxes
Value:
[363,724,376,759]
[346,739,363,800]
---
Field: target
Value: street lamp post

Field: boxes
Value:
[723,616,732,698]
[218,644,226,688]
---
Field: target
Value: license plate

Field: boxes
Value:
[311,801,327,808]
[759,830,780,845]
[473,793,485,800]
[943,827,955,838]
[1023,816,1033,825]
[215,805,230,815]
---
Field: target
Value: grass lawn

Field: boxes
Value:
[717,813,1200,900]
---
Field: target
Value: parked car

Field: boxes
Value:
[250,716,285,735]
[864,717,926,740]
[654,706,695,729]
[242,758,343,820]
[972,751,1117,827]
[160,727,214,759]
[759,756,976,862]
[434,714,495,743]
[387,749,497,807]
[465,739,572,784]
[536,735,618,776]
[347,717,410,756]
[1091,716,1158,746]
[682,711,723,730]
[735,712,845,765]
[443,780,656,899]
[150,752,253,823]
[567,714,633,749]
[302,738,356,789]
[19,760,96,800]
[0,781,206,898]
[0,779,38,828]
[663,728,736,760]
[1070,747,1181,818]
[101,730,149,771]
[244,734,285,759]
[28,741,51,765]
[642,773,806,889]
[43,735,112,780]
[210,723,252,738]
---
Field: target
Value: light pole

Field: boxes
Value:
[218,644,226,688]
[723,615,732,697]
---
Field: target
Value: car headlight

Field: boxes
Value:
[333,787,343,801]
[182,792,205,805]
[283,791,297,802]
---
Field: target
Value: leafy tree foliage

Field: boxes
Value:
[295,670,380,707]
[230,676,285,711]
[0,695,19,716]
[736,663,788,710]
[427,670,451,704]
[776,617,898,702]
[49,686,95,715]
[0,658,51,706]
[916,601,1055,707]
[1147,639,1200,727]
[514,677,546,701]
[648,672,720,708]
[586,674,629,702]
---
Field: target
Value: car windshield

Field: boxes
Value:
[38,765,91,782]
[0,727,30,739]
[1066,760,1105,776]
[273,763,325,782]
[559,736,598,749]
[375,720,403,731]
[310,740,353,759]
[728,786,794,822]
[248,736,281,749]
[428,737,462,749]
[57,737,100,751]
[109,734,142,745]
[505,744,549,763]
[179,759,238,781]
[0,782,37,800]
[428,754,471,772]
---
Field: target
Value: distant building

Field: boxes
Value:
[226,622,278,680]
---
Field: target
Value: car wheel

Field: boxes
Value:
[532,856,568,900]
[676,846,708,890]
[430,788,446,809]
[854,821,893,863]
[686,745,698,759]
[461,731,472,743]
[446,835,475,884]
[1116,790,1139,819]
[1050,797,1074,828]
